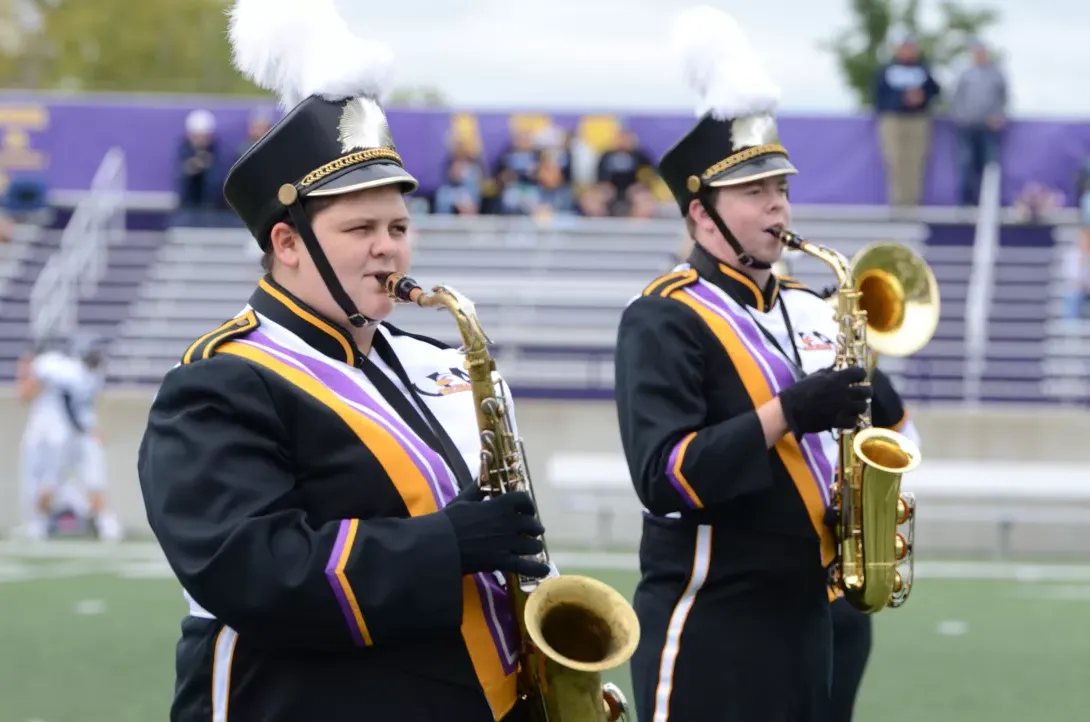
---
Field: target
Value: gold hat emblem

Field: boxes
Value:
[337,97,396,154]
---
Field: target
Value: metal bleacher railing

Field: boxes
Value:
[29,147,127,345]
[963,161,1002,406]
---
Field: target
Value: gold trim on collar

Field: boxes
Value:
[701,143,788,181]
[297,148,403,188]
[257,277,356,363]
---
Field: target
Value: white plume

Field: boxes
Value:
[670,6,781,121]
[228,0,395,111]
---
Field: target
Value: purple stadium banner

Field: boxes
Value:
[0,92,1087,206]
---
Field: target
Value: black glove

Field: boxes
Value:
[441,484,551,578]
[779,366,872,437]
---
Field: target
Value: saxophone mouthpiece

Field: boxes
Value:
[379,272,424,304]
[769,227,802,250]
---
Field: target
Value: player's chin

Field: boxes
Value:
[754,235,784,263]
[356,293,394,322]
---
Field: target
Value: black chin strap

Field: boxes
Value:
[279,185,375,328]
[696,189,772,271]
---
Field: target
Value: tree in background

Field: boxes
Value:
[825,0,1000,108]
[0,0,254,93]
[0,0,439,105]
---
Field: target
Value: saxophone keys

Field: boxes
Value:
[894,533,909,560]
[891,570,904,594]
[896,495,913,524]
[602,683,629,722]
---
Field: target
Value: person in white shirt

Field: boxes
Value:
[15,334,121,540]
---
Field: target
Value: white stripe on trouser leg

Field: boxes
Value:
[212,626,239,722]
[651,525,713,722]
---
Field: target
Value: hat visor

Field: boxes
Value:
[706,154,797,188]
[304,161,419,198]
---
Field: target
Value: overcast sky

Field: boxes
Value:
[337,0,1090,119]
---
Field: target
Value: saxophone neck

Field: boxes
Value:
[380,272,491,364]
[771,228,853,289]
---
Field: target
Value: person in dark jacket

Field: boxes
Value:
[874,35,942,207]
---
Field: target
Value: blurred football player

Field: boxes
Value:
[61,334,123,541]
[15,340,67,539]
[14,333,121,540]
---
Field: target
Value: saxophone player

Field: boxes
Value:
[137,3,549,721]
[615,8,874,721]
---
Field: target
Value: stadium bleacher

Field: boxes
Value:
[1,210,1086,404]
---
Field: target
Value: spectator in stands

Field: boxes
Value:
[553,128,575,184]
[1063,163,1090,320]
[434,158,483,215]
[874,34,941,208]
[597,128,654,215]
[530,150,576,220]
[235,107,274,162]
[626,183,660,220]
[576,182,610,217]
[492,128,541,216]
[951,39,1008,206]
[0,207,15,244]
[494,128,539,186]
[1062,234,1090,321]
[434,137,486,215]
[3,175,50,224]
[176,109,220,213]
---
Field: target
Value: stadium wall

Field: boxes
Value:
[3,390,1090,556]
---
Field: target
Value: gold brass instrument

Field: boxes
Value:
[771,231,940,613]
[381,272,640,722]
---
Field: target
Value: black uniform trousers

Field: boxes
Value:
[172,616,529,722]
[829,597,873,722]
[630,515,833,722]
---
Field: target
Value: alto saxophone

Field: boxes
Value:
[771,230,927,613]
[381,272,640,721]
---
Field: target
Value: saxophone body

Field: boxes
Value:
[381,272,640,721]
[772,230,937,613]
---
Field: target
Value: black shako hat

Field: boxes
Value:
[658,7,798,270]
[224,95,418,248]
[658,112,796,216]
[223,0,418,327]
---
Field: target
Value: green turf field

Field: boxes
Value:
[2,543,1089,722]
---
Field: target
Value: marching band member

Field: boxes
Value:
[614,8,874,721]
[137,2,548,720]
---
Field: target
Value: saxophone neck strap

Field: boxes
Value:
[743,300,804,373]
[361,331,475,490]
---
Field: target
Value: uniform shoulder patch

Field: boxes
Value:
[642,268,698,298]
[181,310,260,365]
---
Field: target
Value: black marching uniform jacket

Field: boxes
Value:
[615,246,917,722]
[138,277,523,722]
